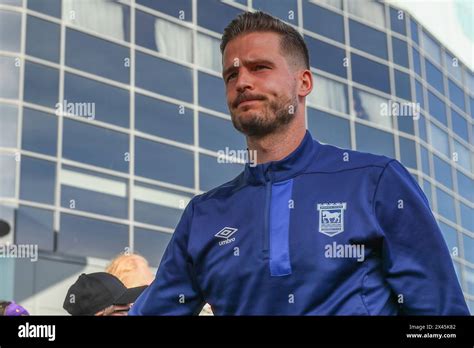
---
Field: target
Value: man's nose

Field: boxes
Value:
[235,69,253,93]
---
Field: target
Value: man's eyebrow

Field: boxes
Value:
[222,59,275,79]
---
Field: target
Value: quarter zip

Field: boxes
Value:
[262,168,272,258]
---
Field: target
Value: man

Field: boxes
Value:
[63,272,147,316]
[130,12,469,315]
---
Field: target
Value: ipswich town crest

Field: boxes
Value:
[317,202,347,237]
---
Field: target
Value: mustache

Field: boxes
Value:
[232,93,266,108]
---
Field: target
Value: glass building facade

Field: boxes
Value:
[0,0,473,314]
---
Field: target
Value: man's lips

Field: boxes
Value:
[238,99,261,107]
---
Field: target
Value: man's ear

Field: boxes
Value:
[298,69,313,98]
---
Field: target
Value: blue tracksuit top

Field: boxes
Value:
[130,130,469,315]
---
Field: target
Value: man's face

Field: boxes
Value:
[222,32,299,137]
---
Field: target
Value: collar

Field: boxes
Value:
[243,130,320,185]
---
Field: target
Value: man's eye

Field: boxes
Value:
[227,72,237,82]
[255,65,268,70]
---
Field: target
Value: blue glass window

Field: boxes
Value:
[253,0,298,24]
[428,91,447,125]
[352,88,392,129]
[306,36,347,78]
[453,140,471,172]
[27,0,61,18]
[135,137,194,188]
[15,205,54,251]
[433,155,453,189]
[59,213,129,259]
[66,28,130,84]
[24,61,59,108]
[62,0,130,42]
[392,37,409,68]
[198,0,242,33]
[309,74,348,114]
[457,170,474,201]
[134,182,192,229]
[135,51,193,103]
[425,60,444,94]
[134,227,172,268]
[303,1,344,43]
[26,15,60,62]
[397,108,414,135]
[412,47,421,77]
[22,108,57,156]
[438,221,458,253]
[20,156,56,204]
[307,108,350,149]
[448,79,465,111]
[60,166,128,219]
[415,79,424,110]
[471,96,474,117]
[430,123,449,156]
[422,179,432,207]
[394,69,411,100]
[460,203,473,232]
[135,93,193,144]
[0,154,16,197]
[390,7,406,35]
[64,73,130,128]
[0,10,21,52]
[451,109,469,142]
[436,188,456,222]
[135,10,192,62]
[422,31,441,64]
[420,146,430,175]
[0,103,18,147]
[199,154,243,192]
[62,119,129,173]
[199,113,246,152]
[410,18,419,45]
[199,72,227,114]
[355,123,395,158]
[418,114,427,142]
[399,137,416,169]
[137,0,192,22]
[351,53,390,94]
[349,19,387,60]
[0,56,19,99]
[464,235,474,265]
[445,52,463,82]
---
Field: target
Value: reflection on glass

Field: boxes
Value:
[134,227,172,268]
[307,108,350,149]
[0,56,19,99]
[352,88,392,129]
[430,123,449,156]
[20,156,56,204]
[303,1,344,43]
[16,205,54,251]
[0,104,18,148]
[347,0,385,28]
[59,213,129,259]
[0,153,16,198]
[22,108,57,156]
[199,153,243,191]
[0,10,21,52]
[308,74,347,114]
[136,10,192,62]
[63,0,130,42]
[197,33,222,73]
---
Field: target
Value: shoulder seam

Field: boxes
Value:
[371,159,397,235]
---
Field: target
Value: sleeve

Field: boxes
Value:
[373,160,469,315]
[129,199,205,315]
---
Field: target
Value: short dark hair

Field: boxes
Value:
[220,11,310,70]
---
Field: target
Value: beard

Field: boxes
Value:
[230,92,298,138]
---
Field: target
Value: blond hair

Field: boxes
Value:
[106,253,154,288]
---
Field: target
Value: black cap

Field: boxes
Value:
[63,272,147,315]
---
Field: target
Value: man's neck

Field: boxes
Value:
[246,122,306,165]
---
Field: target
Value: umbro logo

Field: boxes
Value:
[215,227,238,246]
